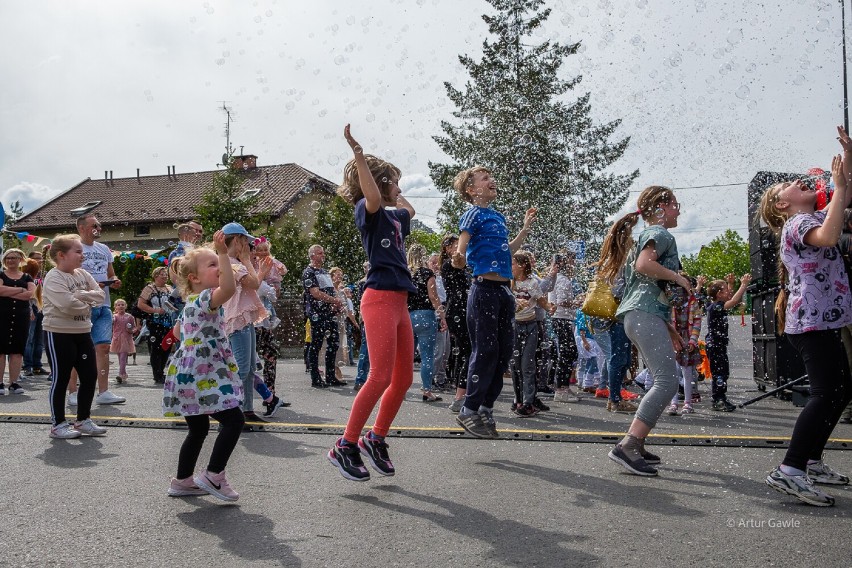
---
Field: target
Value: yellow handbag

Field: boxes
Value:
[581,279,618,320]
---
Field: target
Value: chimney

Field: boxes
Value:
[231,154,258,172]
[104,170,108,186]
[167,166,172,181]
[137,168,141,183]
[109,170,114,186]
[172,165,177,180]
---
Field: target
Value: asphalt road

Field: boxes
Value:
[1,318,850,567]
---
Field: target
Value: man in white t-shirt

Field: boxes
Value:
[68,214,126,405]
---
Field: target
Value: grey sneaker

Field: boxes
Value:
[608,443,658,476]
[49,421,81,439]
[765,467,835,507]
[455,412,493,439]
[553,388,581,403]
[74,418,107,436]
[448,398,464,413]
[806,459,850,486]
[478,411,499,438]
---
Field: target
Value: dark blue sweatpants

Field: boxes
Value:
[463,279,515,412]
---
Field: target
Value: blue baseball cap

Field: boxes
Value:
[221,222,256,241]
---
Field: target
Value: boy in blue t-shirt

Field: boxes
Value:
[451,166,537,438]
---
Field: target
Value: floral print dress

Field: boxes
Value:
[163,289,243,417]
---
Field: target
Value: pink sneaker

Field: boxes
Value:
[194,470,239,502]
[167,476,208,497]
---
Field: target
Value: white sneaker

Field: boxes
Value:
[68,392,78,406]
[50,421,81,439]
[553,388,581,403]
[74,418,107,436]
[96,390,126,405]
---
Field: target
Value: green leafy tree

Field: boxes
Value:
[408,229,443,254]
[194,158,268,232]
[2,200,24,250]
[112,251,155,306]
[265,212,312,296]
[313,196,367,284]
[680,229,750,281]
[430,0,637,256]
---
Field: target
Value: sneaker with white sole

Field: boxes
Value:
[806,459,850,486]
[194,470,239,501]
[67,392,78,406]
[448,398,464,413]
[358,434,395,476]
[456,411,494,439]
[553,388,581,403]
[7,382,25,394]
[168,476,208,497]
[50,421,81,439]
[74,418,107,436]
[95,390,126,405]
[262,395,284,418]
[327,440,370,481]
[765,467,834,506]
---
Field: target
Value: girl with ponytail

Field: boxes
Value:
[757,127,852,507]
[605,185,692,476]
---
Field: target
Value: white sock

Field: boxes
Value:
[779,464,806,477]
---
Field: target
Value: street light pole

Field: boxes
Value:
[843,0,850,132]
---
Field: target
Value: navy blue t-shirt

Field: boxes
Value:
[354,199,416,293]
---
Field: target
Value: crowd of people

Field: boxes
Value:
[2,125,852,508]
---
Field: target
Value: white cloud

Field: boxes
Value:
[400,172,442,229]
[1,182,62,217]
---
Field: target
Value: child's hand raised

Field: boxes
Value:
[831,154,845,192]
[344,124,363,154]
[838,126,852,154]
[212,230,228,255]
[523,207,537,230]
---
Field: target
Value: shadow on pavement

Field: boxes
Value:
[480,460,704,518]
[177,506,302,566]
[37,438,121,469]
[344,485,600,567]
[240,433,327,460]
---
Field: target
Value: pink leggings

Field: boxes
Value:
[343,289,414,442]
[117,352,129,377]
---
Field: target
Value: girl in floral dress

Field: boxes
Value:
[109,299,137,383]
[163,230,245,502]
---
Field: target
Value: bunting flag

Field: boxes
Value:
[2,228,170,265]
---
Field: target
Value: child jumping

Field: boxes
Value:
[758,129,852,507]
[163,230,245,501]
[327,124,416,481]
[451,166,536,438]
[110,299,137,384]
[704,273,751,412]
[42,235,107,439]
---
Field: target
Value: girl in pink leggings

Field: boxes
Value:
[327,125,417,481]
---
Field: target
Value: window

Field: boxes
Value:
[134,225,151,237]
[239,188,262,200]
[69,201,102,217]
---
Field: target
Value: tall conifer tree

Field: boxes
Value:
[430,0,637,257]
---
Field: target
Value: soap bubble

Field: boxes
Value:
[726,28,743,45]
[471,374,479,383]
[735,85,750,100]
[381,239,391,248]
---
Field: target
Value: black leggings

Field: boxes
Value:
[45,331,97,426]
[177,407,245,479]
[552,319,578,388]
[147,323,170,382]
[784,329,852,470]
[446,322,471,390]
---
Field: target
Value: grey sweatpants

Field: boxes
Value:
[623,309,679,429]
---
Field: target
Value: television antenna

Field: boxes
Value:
[220,102,235,164]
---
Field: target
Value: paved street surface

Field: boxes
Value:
[1,319,851,567]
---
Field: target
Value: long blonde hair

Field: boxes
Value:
[757,182,792,331]
[596,185,675,282]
